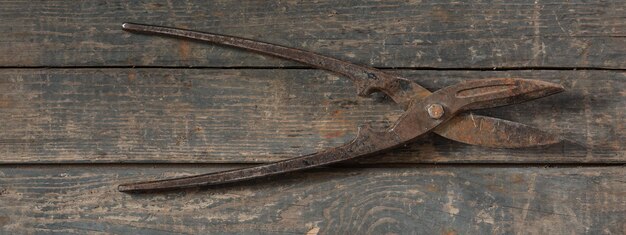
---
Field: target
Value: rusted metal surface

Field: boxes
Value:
[118,23,564,192]
[435,114,563,148]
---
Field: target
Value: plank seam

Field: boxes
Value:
[1,163,624,168]
[0,66,624,71]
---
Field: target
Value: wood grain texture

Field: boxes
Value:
[0,69,626,163]
[1,1,623,234]
[1,0,624,68]
[0,165,624,234]
[0,69,622,164]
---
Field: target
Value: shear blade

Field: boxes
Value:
[435,114,562,148]
[429,78,564,148]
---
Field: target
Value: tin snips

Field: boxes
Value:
[118,23,565,192]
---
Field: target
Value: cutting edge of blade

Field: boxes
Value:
[434,113,564,148]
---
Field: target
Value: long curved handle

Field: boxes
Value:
[122,22,429,107]
[118,125,401,192]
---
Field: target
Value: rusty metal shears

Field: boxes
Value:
[118,23,564,192]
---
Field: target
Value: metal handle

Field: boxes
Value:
[121,22,429,107]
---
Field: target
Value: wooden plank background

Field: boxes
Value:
[0,69,622,164]
[0,0,624,234]
[1,0,624,68]
[1,165,625,234]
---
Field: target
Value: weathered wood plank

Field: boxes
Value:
[1,0,624,68]
[0,69,623,164]
[0,165,624,234]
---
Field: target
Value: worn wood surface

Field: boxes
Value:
[1,0,625,234]
[0,69,622,164]
[1,0,625,68]
[1,165,625,234]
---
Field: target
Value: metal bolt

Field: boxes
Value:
[427,104,444,119]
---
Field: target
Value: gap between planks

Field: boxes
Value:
[0,66,624,71]
[1,162,624,168]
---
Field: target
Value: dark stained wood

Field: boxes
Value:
[1,1,624,234]
[0,165,624,234]
[0,69,622,164]
[1,0,624,68]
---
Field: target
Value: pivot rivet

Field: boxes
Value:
[427,104,444,119]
